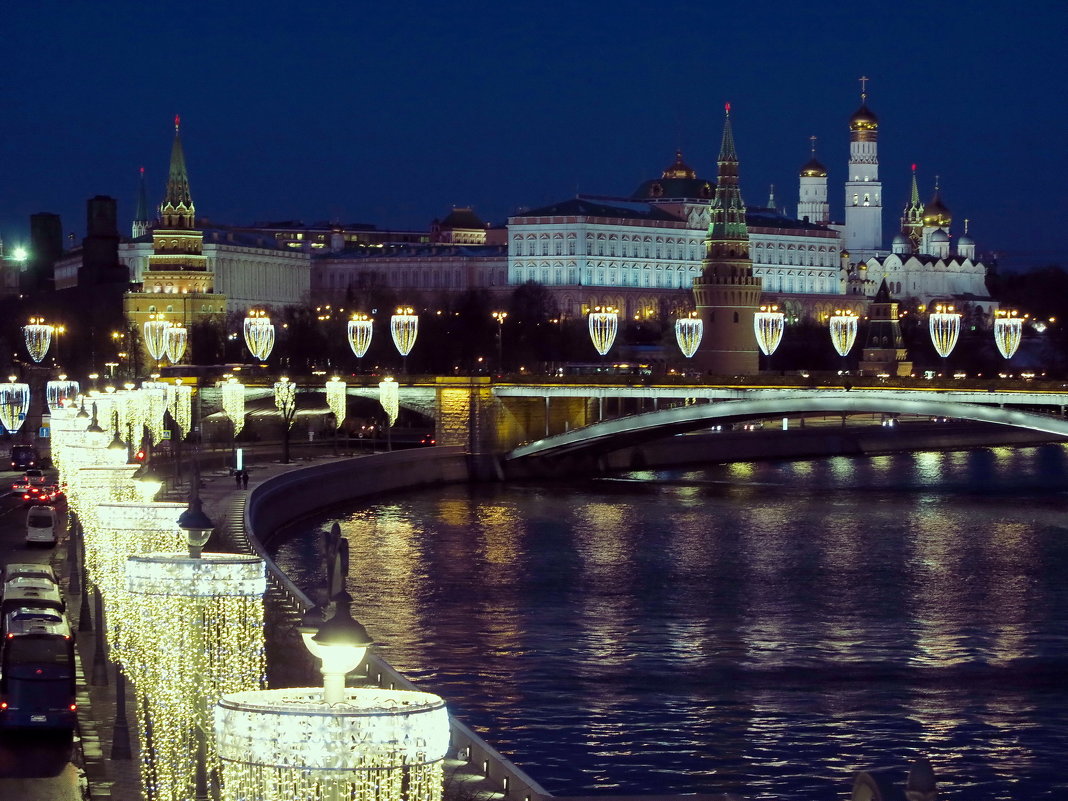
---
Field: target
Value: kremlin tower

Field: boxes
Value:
[797,136,829,224]
[843,78,883,262]
[692,105,761,375]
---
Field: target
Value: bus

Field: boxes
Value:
[0,633,76,729]
[9,445,37,470]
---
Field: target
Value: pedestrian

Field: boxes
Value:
[234,469,242,488]
[241,470,249,490]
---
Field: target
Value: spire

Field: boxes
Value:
[767,184,776,210]
[703,103,750,266]
[910,164,920,205]
[901,163,924,252]
[160,115,195,228]
[132,166,150,238]
[719,102,738,162]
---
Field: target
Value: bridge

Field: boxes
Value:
[196,376,1068,466]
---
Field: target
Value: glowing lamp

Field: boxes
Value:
[178,496,215,558]
[674,313,703,358]
[0,382,30,434]
[46,379,80,414]
[243,311,275,361]
[379,378,399,427]
[164,323,187,363]
[390,307,418,357]
[347,315,373,358]
[221,378,246,435]
[326,377,347,428]
[143,315,172,362]
[308,592,374,704]
[754,305,785,356]
[273,377,296,427]
[588,306,618,356]
[929,303,961,359]
[828,310,858,357]
[23,318,54,363]
[994,310,1022,360]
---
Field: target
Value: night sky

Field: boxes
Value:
[3,2,1064,268]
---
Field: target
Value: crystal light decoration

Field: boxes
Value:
[390,307,418,357]
[674,313,703,358]
[379,378,399,427]
[994,310,1023,360]
[243,311,276,361]
[929,303,962,359]
[274,377,296,428]
[0,381,31,434]
[46,377,80,414]
[753,304,785,356]
[221,378,246,436]
[215,688,449,801]
[326,377,347,428]
[348,315,373,359]
[23,317,54,363]
[828,310,859,357]
[144,315,173,363]
[588,306,618,357]
[164,323,187,364]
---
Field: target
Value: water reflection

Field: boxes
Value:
[271,444,1068,800]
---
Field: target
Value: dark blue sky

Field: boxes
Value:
[3,2,1064,268]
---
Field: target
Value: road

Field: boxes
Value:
[0,468,83,801]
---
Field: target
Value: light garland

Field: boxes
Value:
[754,304,785,356]
[243,311,275,361]
[674,313,703,359]
[141,382,169,445]
[215,688,449,801]
[46,378,80,414]
[164,324,187,364]
[23,318,54,363]
[390,307,418,357]
[587,306,618,357]
[127,554,266,801]
[221,379,246,436]
[143,315,173,363]
[170,383,192,438]
[828,310,858,357]
[326,377,347,428]
[0,381,31,434]
[994,310,1022,360]
[379,378,398,427]
[348,315,373,358]
[274,378,296,429]
[929,303,962,359]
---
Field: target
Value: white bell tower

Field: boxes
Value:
[844,77,883,262]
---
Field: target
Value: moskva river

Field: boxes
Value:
[271,445,1068,800]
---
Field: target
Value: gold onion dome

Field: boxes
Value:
[799,157,827,177]
[924,193,952,227]
[849,103,879,131]
[662,150,696,180]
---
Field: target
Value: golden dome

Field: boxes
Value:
[799,157,827,178]
[662,149,696,180]
[924,193,951,227]
[849,103,878,131]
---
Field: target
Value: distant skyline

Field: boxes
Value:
[3,2,1065,269]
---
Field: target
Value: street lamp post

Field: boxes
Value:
[492,311,508,373]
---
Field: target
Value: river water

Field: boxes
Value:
[271,444,1068,800]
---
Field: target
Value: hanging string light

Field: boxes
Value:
[929,303,962,359]
[221,378,246,436]
[753,304,785,356]
[141,381,169,445]
[144,315,173,363]
[326,377,347,428]
[0,379,31,434]
[348,314,373,359]
[674,313,703,359]
[390,307,418,358]
[23,317,54,363]
[993,309,1022,360]
[46,376,80,414]
[164,324,187,364]
[243,311,275,361]
[273,378,296,427]
[587,306,619,357]
[828,310,859,357]
[170,381,192,439]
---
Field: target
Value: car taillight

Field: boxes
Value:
[0,701,7,710]
[69,704,77,712]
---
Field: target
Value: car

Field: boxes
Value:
[25,506,57,547]
[24,470,46,486]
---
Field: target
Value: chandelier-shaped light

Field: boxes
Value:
[23,317,54,363]
[144,315,173,362]
[46,377,80,414]
[128,553,266,801]
[674,313,703,359]
[828,310,859,357]
[170,382,193,439]
[348,315,373,359]
[379,378,398,427]
[390,307,418,357]
[588,306,618,357]
[929,303,962,359]
[994,310,1023,360]
[0,381,31,434]
[215,688,449,801]
[754,305,785,356]
[243,311,275,361]
[274,378,297,429]
[221,379,246,436]
[164,324,187,364]
[326,377,347,428]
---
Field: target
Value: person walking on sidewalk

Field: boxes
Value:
[241,470,249,490]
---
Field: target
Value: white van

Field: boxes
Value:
[25,506,57,547]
